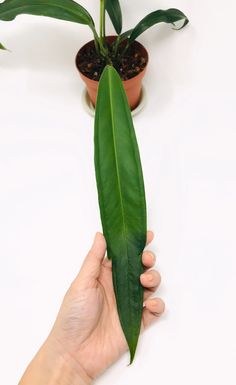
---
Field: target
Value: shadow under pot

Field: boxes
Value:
[75,36,149,111]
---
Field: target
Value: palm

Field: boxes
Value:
[77,261,129,377]
[54,261,126,378]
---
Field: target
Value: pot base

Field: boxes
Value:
[82,86,147,118]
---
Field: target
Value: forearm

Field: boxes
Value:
[19,339,92,385]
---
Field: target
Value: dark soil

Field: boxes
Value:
[76,40,148,81]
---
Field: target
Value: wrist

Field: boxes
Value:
[19,338,93,385]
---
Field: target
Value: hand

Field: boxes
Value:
[19,231,164,385]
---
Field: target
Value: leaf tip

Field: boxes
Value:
[127,339,138,365]
[0,42,8,51]
[128,354,135,366]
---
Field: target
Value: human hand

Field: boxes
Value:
[19,231,164,385]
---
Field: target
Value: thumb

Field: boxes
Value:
[78,232,107,283]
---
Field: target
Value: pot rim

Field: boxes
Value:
[75,35,149,84]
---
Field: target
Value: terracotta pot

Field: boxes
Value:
[75,36,148,110]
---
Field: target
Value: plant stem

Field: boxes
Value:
[102,0,106,39]
[99,0,106,48]
[100,0,105,40]
[91,24,107,57]
[120,42,129,57]
[91,25,101,54]
[113,36,120,56]
[90,3,109,62]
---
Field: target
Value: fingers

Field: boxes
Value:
[75,230,156,288]
[146,230,154,246]
[142,250,156,269]
[141,250,161,300]
[145,297,165,314]
[102,230,155,270]
[89,232,106,261]
[77,232,107,283]
[140,270,161,289]
[141,233,164,329]
[140,269,161,301]
[142,298,165,329]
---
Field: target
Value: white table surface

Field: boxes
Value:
[1,1,236,384]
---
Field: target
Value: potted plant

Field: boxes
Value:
[0,0,190,364]
[0,0,188,109]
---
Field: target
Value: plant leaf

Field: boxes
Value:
[129,8,189,43]
[111,29,133,53]
[94,65,147,363]
[0,42,7,50]
[105,0,122,34]
[115,28,133,44]
[0,0,94,26]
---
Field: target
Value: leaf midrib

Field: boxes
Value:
[108,69,128,254]
[107,69,133,332]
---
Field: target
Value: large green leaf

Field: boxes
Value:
[129,8,189,43]
[94,65,147,363]
[105,0,122,34]
[0,0,94,26]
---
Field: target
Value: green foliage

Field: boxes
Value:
[129,8,189,43]
[0,0,189,61]
[0,0,94,25]
[94,65,147,363]
[105,0,122,34]
[0,42,7,50]
[0,1,189,364]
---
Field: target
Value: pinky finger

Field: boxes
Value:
[142,298,165,330]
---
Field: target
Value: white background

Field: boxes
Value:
[1,0,236,384]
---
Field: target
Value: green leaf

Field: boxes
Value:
[115,28,133,44]
[111,29,133,53]
[0,42,7,50]
[94,65,147,363]
[129,8,189,43]
[105,0,122,34]
[0,0,94,26]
